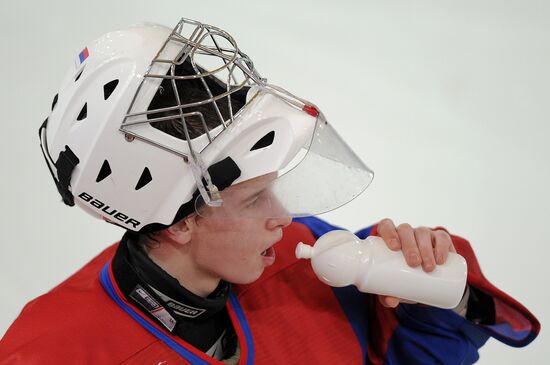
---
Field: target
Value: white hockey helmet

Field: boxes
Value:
[39,18,374,232]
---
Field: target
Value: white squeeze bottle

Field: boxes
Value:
[295,230,467,309]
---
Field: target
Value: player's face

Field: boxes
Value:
[188,174,292,284]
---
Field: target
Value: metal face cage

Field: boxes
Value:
[120,18,320,207]
[121,18,265,155]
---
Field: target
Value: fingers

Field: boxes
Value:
[378,219,456,273]
[415,227,436,272]
[397,223,422,267]
[433,230,453,264]
[377,218,401,250]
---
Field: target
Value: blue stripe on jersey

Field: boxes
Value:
[100,262,210,365]
[293,216,375,241]
[332,286,370,364]
[355,225,375,239]
[228,293,255,365]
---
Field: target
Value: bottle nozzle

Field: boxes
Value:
[295,242,314,259]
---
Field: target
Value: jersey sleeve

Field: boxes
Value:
[292,216,540,365]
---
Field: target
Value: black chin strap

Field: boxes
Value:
[39,118,80,206]
[138,156,241,234]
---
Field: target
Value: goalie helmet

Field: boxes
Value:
[39,18,374,233]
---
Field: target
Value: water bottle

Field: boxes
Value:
[295,230,467,309]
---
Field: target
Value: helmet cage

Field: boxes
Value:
[120,18,322,208]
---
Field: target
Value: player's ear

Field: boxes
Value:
[166,214,197,245]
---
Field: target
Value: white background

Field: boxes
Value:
[0,0,548,363]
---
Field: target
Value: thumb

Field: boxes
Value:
[378,295,401,308]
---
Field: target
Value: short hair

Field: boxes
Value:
[147,60,249,140]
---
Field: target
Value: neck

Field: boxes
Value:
[140,236,220,298]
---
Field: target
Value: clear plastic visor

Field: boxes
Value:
[195,114,374,219]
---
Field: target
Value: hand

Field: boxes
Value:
[375,218,456,308]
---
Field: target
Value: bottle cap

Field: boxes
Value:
[295,242,314,259]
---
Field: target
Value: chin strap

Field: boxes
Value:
[39,118,80,206]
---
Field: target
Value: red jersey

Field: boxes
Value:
[0,217,540,364]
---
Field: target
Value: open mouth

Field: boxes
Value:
[261,246,275,258]
[260,246,276,267]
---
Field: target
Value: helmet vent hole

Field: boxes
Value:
[96,160,112,183]
[51,93,59,111]
[135,167,152,190]
[250,131,275,151]
[77,103,87,121]
[103,79,119,100]
[74,66,85,82]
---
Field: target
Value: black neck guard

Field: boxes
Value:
[111,232,235,353]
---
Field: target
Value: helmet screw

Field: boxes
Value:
[125,133,135,142]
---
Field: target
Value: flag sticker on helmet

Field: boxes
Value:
[78,47,89,64]
[74,47,89,70]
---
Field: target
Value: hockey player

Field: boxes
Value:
[0,18,540,364]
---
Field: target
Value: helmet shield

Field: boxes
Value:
[195,111,374,219]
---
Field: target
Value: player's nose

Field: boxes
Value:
[266,215,292,230]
